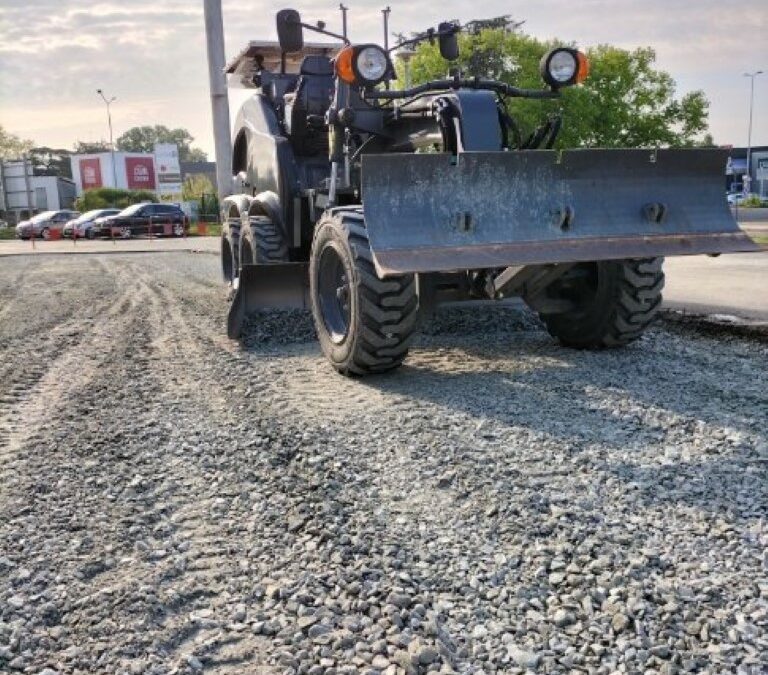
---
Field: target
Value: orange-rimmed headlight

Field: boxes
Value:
[335,46,356,84]
[335,44,390,86]
[540,47,587,88]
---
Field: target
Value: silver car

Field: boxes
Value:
[15,210,80,239]
[62,208,121,239]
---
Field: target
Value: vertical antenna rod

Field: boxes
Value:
[339,4,348,40]
[382,6,391,50]
[382,6,391,90]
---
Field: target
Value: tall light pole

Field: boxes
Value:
[743,70,763,194]
[203,0,233,197]
[96,89,118,187]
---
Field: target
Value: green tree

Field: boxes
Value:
[73,140,112,154]
[29,147,73,178]
[116,125,208,162]
[181,173,215,201]
[0,125,34,160]
[400,30,709,148]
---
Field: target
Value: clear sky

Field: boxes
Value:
[1,0,766,158]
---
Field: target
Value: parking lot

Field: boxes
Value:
[0,250,766,674]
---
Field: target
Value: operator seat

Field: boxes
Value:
[283,55,334,156]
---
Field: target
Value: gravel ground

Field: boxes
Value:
[1,252,766,675]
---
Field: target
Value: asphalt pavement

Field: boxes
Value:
[663,252,768,323]
[0,236,216,256]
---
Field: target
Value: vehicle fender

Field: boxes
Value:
[221,194,252,220]
[248,191,285,236]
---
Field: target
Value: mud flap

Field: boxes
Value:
[226,263,309,338]
[361,149,758,276]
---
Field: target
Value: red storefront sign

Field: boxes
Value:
[125,157,156,190]
[79,158,103,189]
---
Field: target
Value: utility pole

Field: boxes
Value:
[96,89,118,187]
[743,70,763,195]
[203,0,233,197]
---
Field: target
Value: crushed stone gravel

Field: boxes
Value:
[0,252,766,675]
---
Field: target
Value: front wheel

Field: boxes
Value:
[309,209,419,376]
[531,258,665,348]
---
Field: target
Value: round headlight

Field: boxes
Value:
[549,51,576,83]
[355,46,388,84]
[540,48,587,88]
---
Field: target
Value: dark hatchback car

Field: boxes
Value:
[94,203,189,238]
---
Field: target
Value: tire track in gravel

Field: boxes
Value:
[0,257,132,461]
[0,259,220,674]
[72,258,278,672]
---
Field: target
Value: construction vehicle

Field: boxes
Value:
[221,8,757,375]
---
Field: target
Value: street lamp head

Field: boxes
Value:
[96,88,103,94]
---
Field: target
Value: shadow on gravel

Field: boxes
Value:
[238,306,765,466]
[369,357,766,521]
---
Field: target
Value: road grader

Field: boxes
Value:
[221,8,756,375]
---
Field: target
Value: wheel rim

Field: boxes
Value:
[551,263,599,314]
[42,229,50,240]
[317,244,351,344]
[174,224,184,236]
[122,227,131,239]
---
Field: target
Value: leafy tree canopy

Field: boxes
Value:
[399,29,709,148]
[73,140,112,154]
[0,125,34,160]
[29,146,74,178]
[116,125,208,162]
[181,173,215,202]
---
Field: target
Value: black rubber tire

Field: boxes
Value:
[309,209,419,376]
[221,218,241,282]
[239,215,289,266]
[536,257,665,348]
[86,228,95,240]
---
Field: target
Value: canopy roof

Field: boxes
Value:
[225,41,341,88]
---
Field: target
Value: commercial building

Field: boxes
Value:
[69,143,183,197]
[726,145,768,196]
[0,159,76,224]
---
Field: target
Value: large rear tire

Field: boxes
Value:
[534,258,664,348]
[309,209,419,376]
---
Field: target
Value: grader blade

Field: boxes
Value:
[226,263,309,339]
[361,148,758,276]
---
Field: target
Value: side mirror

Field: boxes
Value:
[438,22,459,61]
[277,9,304,53]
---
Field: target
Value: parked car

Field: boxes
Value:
[94,203,189,239]
[15,210,80,239]
[62,208,121,239]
